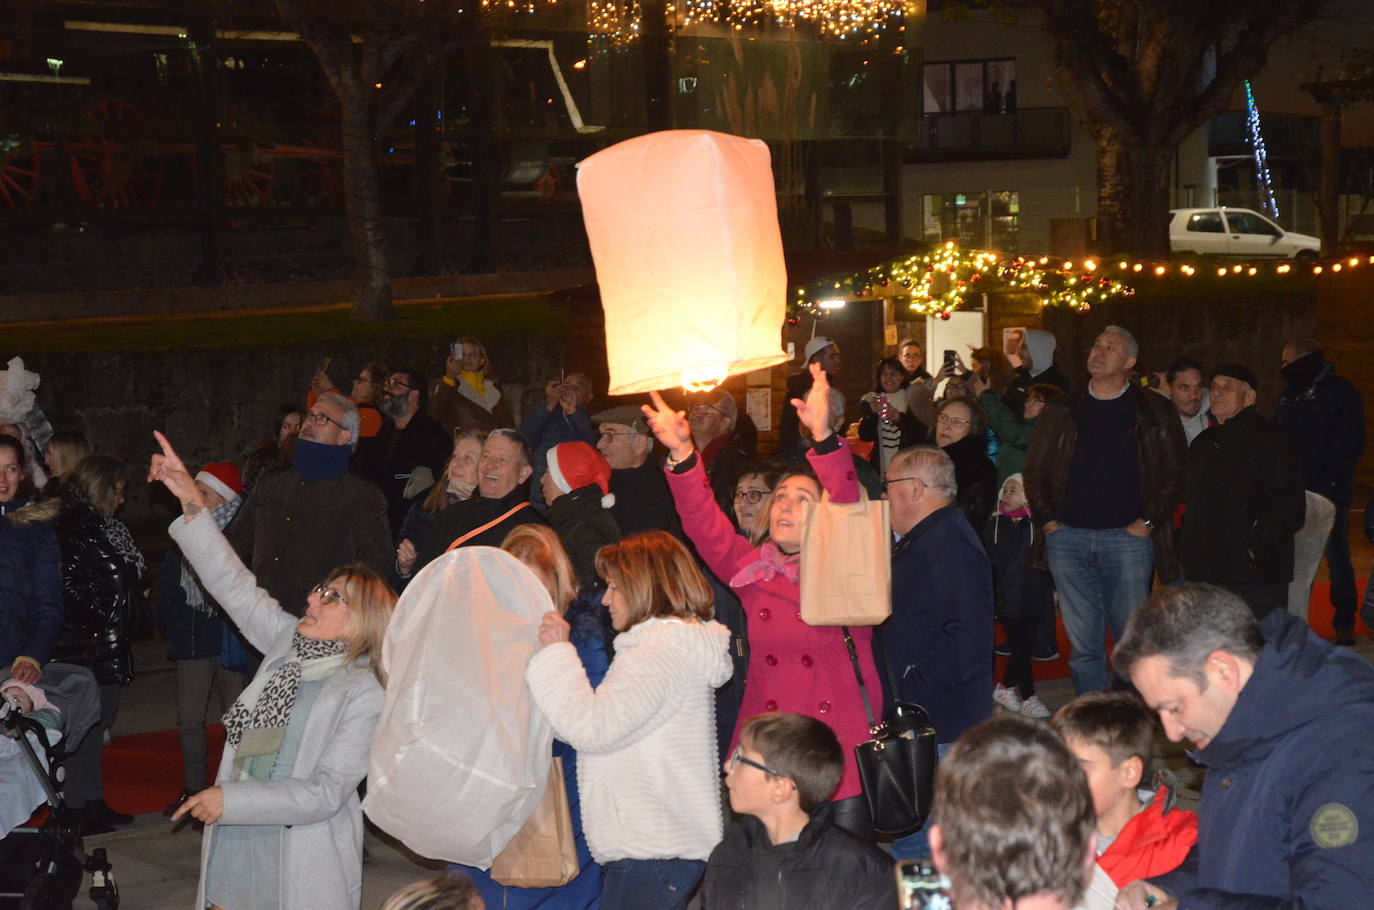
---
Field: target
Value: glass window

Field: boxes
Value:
[923,191,1019,251]
[923,64,952,115]
[1224,211,1280,236]
[923,59,1016,115]
[953,62,985,113]
[1186,211,1224,233]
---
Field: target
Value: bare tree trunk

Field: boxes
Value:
[340,90,394,322]
[1319,100,1341,255]
[1095,126,1173,257]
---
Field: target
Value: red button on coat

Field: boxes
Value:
[765,700,778,711]
[800,655,814,667]
[765,654,778,666]
[817,700,831,713]
[758,608,771,621]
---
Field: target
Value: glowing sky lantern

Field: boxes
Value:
[578,130,790,394]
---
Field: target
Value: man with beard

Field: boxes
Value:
[356,370,453,537]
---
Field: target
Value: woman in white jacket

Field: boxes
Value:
[526,530,732,910]
[149,432,395,910]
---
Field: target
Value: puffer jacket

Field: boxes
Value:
[1023,383,1186,580]
[548,484,622,587]
[0,496,64,669]
[701,801,897,910]
[50,494,139,684]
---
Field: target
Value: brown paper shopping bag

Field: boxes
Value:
[491,757,579,887]
[799,488,892,626]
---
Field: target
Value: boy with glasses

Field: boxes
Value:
[702,712,895,910]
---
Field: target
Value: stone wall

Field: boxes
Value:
[17,303,581,536]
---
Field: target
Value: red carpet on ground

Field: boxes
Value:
[101,580,1374,817]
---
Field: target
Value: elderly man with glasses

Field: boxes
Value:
[593,405,682,538]
[877,444,994,862]
[686,388,749,515]
[355,369,453,537]
[225,392,393,618]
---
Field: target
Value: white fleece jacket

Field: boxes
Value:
[525,616,733,863]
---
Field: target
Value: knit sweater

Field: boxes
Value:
[525,616,732,864]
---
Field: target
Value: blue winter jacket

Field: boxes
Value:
[0,496,64,669]
[877,503,994,744]
[1151,610,1374,909]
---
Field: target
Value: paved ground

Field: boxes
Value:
[52,523,1374,907]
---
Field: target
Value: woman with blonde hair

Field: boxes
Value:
[395,429,487,587]
[148,431,396,910]
[526,530,731,909]
[382,874,485,910]
[456,523,610,908]
[41,429,92,495]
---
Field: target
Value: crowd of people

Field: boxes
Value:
[0,325,1371,910]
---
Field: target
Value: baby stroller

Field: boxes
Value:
[0,665,118,910]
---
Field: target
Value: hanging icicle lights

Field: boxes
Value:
[669,0,907,39]
[1245,80,1280,219]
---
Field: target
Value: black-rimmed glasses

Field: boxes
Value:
[880,476,920,491]
[310,583,349,605]
[733,489,768,504]
[305,410,345,430]
[729,747,783,777]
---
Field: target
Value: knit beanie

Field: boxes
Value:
[196,462,243,502]
[546,441,615,508]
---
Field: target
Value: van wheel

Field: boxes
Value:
[1295,250,1318,259]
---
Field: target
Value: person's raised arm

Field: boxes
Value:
[150,432,296,651]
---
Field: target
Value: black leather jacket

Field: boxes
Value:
[50,496,141,684]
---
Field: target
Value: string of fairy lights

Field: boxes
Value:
[790,242,1374,322]
[586,0,907,49]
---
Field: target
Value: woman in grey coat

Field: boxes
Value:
[149,431,395,910]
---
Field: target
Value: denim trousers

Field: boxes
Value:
[1045,525,1154,693]
[600,858,705,910]
[889,742,955,861]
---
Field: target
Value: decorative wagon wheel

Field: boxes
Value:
[222,141,274,206]
[68,100,165,208]
[0,139,41,207]
[291,139,343,203]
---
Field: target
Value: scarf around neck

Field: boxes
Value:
[223,632,350,780]
[292,437,353,482]
[730,541,800,588]
[179,497,242,615]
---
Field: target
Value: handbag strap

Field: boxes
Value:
[841,626,879,733]
[445,502,532,552]
[870,625,902,706]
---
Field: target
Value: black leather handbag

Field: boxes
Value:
[842,626,939,838]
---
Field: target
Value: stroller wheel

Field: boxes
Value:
[18,873,71,910]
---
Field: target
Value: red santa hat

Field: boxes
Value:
[546,441,615,508]
[195,462,243,502]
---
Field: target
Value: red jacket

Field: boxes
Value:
[1098,784,1198,888]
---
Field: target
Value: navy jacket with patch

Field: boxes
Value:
[1151,610,1374,909]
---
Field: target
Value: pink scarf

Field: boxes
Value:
[999,506,1031,519]
[730,541,800,588]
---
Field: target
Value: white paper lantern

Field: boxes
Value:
[578,129,790,394]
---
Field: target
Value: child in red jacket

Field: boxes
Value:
[1051,690,1198,889]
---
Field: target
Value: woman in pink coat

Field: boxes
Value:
[644,364,884,840]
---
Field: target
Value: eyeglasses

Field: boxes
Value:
[690,403,726,417]
[310,583,348,605]
[305,410,346,430]
[729,747,784,777]
[598,430,642,440]
[936,414,973,427]
[733,489,769,504]
[881,476,920,491]
[384,377,415,393]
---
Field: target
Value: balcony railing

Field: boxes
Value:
[909,107,1071,161]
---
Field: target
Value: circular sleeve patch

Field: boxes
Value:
[1310,803,1359,849]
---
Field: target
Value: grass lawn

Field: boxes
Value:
[5,293,566,354]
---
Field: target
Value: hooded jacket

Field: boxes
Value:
[1274,354,1365,507]
[548,483,622,587]
[0,496,63,670]
[1150,610,1374,909]
[1097,776,1198,889]
[701,801,897,910]
[1006,329,1073,412]
[50,493,139,684]
[981,478,1050,623]
[526,616,733,863]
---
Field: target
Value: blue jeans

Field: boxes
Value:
[600,858,704,910]
[1045,525,1154,693]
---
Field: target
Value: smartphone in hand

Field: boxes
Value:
[896,858,955,909]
